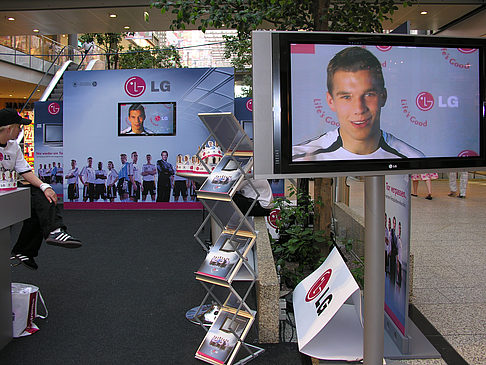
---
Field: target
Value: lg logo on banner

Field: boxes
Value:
[124,76,171,97]
[416,92,459,111]
[48,102,60,115]
[246,99,253,112]
[305,269,333,316]
[125,76,146,97]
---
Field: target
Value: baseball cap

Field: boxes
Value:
[0,108,31,127]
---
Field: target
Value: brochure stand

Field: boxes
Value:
[192,113,264,365]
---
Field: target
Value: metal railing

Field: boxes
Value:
[0,34,103,74]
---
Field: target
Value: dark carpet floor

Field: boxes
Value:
[0,209,305,365]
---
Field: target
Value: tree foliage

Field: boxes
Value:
[151,0,411,86]
[119,44,183,69]
[151,0,406,33]
[79,33,124,69]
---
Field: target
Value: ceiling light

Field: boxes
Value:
[110,14,117,18]
[420,11,428,15]
[7,17,15,21]
[33,29,39,33]
[124,26,130,29]
[9,94,12,97]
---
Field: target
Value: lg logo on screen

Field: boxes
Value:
[305,269,333,316]
[416,92,434,111]
[416,92,459,111]
[124,76,146,97]
[48,102,60,115]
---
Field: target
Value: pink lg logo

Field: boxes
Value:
[458,48,476,54]
[305,269,332,302]
[246,99,253,112]
[124,76,146,97]
[416,92,434,111]
[458,150,478,157]
[376,46,392,52]
[48,102,60,115]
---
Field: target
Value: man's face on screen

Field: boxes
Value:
[128,110,145,134]
[327,70,386,154]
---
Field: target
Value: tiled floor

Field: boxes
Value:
[347,177,486,365]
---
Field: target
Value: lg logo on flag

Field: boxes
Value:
[305,269,333,316]
[124,76,146,97]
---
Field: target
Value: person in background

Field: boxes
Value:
[142,154,157,202]
[411,173,438,200]
[448,171,469,199]
[106,160,118,203]
[65,159,79,202]
[156,150,175,202]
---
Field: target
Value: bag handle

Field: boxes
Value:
[36,291,48,319]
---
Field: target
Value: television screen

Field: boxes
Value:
[118,102,176,136]
[252,31,486,178]
[44,124,63,144]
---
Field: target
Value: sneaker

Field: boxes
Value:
[425,194,432,200]
[10,254,38,270]
[457,195,466,199]
[46,230,82,248]
[448,191,456,197]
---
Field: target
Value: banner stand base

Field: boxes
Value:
[384,316,440,360]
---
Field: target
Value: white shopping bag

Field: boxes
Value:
[293,247,363,361]
[11,283,48,338]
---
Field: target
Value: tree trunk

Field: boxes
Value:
[314,177,333,255]
[312,0,331,31]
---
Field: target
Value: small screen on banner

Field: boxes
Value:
[118,102,176,136]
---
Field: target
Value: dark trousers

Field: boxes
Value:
[156,177,171,202]
[232,193,272,217]
[12,186,65,257]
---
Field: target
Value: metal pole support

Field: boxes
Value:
[363,175,385,364]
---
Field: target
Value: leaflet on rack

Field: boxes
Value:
[196,231,256,285]
[197,155,253,201]
[195,306,255,365]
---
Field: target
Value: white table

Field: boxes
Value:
[0,188,30,349]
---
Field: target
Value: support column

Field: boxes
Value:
[363,175,385,364]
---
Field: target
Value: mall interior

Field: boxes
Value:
[0,1,485,364]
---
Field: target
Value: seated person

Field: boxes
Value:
[233,179,274,216]
[0,108,82,270]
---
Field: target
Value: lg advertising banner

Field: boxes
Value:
[384,175,411,336]
[293,247,363,361]
[62,67,234,209]
[34,101,64,197]
[291,46,479,159]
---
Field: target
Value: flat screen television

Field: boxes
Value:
[252,31,486,178]
[43,123,63,144]
[118,101,176,136]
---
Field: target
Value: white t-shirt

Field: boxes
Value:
[142,163,156,181]
[0,140,31,174]
[238,179,274,209]
[95,169,107,184]
[132,163,141,183]
[293,129,425,161]
[66,167,79,184]
[80,165,96,184]
[107,169,118,186]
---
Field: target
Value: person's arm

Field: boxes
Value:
[21,171,57,204]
